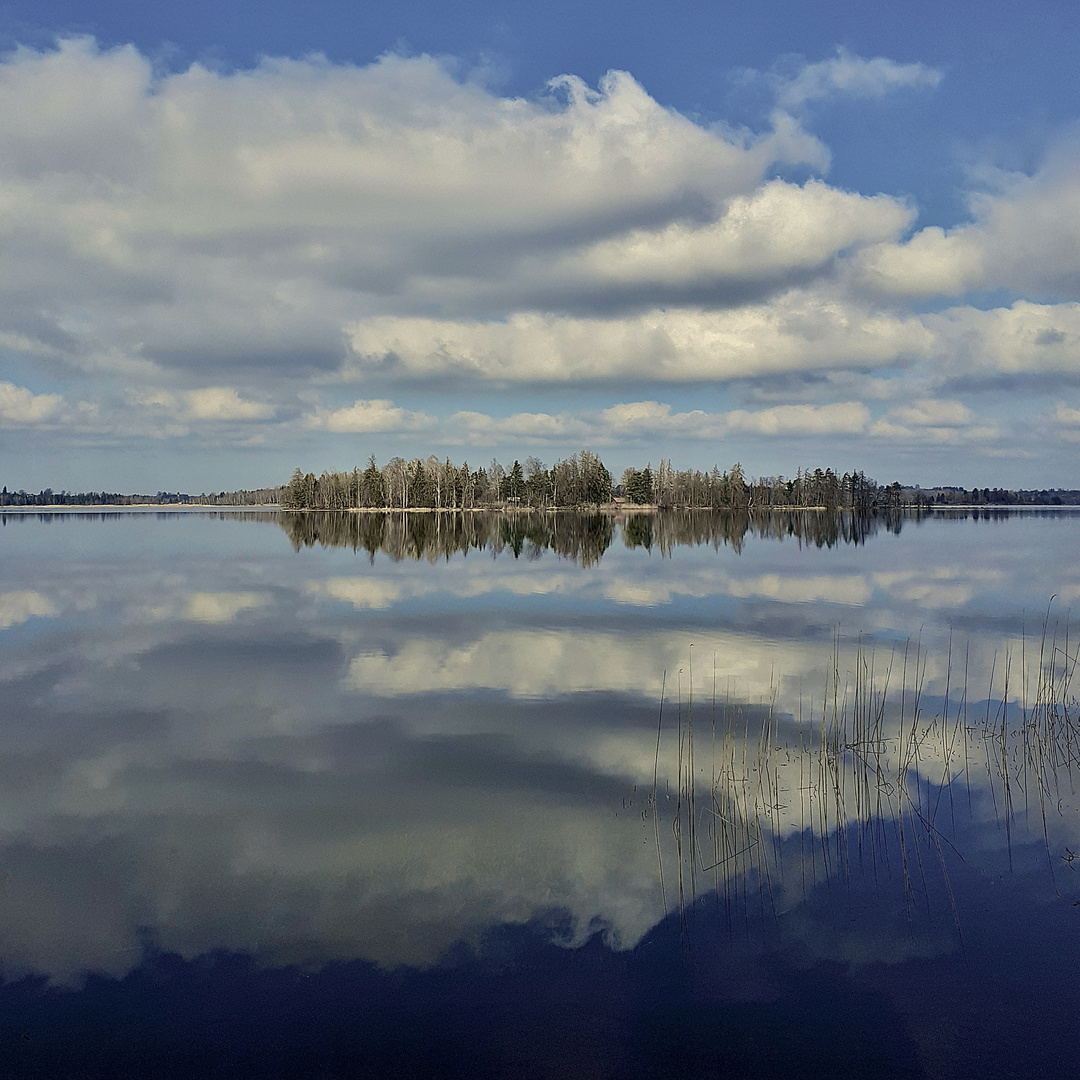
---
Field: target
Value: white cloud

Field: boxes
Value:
[346,295,934,383]
[925,301,1080,376]
[509,178,913,303]
[0,41,833,382]
[128,387,274,422]
[299,397,933,447]
[775,48,942,110]
[0,381,63,424]
[869,420,1000,445]
[884,399,973,427]
[855,225,986,296]
[184,388,275,421]
[309,398,431,433]
[0,36,1073,471]
[855,143,1080,301]
[1054,402,1080,441]
[724,401,870,436]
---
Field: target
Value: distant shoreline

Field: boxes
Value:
[0,503,281,512]
[6,502,1078,515]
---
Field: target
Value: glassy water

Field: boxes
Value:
[1,507,1078,1078]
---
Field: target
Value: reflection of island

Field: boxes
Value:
[279,507,907,564]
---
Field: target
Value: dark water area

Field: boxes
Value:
[1,508,1079,1078]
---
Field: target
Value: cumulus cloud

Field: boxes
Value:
[477,178,914,312]
[725,401,870,436]
[774,48,943,110]
[883,399,973,427]
[1053,402,1080,441]
[868,395,997,445]
[128,387,274,421]
[925,301,1080,378]
[345,295,934,383]
[308,398,431,433]
[296,397,938,447]
[0,35,1074,472]
[0,40,836,382]
[468,399,868,444]
[855,142,1080,301]
[184,388,275,421]
[0,381,63,424]
[595,400,871,440]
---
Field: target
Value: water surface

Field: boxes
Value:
[1,508,1078,1078]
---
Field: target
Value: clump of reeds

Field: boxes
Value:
[647,606,1078,943]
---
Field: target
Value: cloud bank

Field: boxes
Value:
[0,38,1077,482]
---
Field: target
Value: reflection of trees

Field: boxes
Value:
[620,507,902,554]
[278,507,914,564]
[279,510,616,566]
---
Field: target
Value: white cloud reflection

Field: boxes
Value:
[0,589,57,627]
[0,511,1075,986]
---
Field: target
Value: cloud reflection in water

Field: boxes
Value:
[0,508,1076,991]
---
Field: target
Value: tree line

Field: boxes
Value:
[282,452,615,511]
[6,462,1075,512]
[281,454,913,513]
[0,486,285,507]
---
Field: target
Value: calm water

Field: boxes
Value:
[1,507,1079,1078]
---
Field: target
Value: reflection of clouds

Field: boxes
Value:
[304,554,1032,618]
[185,592,267,623]
[0,590,57,628]
[872,566,1004,610]
[347,625,1031,706]
[312,568,870,612]
[727,572,871,605]
[453,572,581,598]
[602,580,684,606]
[0,701,667,978]
[1,642,1073,983]
[135,591,270,624]
[309,576,410,610]
[1054,581,1080,603]
[1,511,1078,985]
[349,630,670,699]
[306,570,585,611]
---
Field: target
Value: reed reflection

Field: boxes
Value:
[647,629,1079,946]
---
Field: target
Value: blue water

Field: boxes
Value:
[1,508,1078,1078]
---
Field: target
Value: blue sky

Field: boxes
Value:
[1,0,1078,492]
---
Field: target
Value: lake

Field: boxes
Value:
[1,506,1078,1078]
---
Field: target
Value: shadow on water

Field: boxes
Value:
[277,507,911,564]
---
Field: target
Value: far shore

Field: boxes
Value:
[0,503,281,512]
[4,501,1077,515]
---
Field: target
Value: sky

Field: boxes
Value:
[0,0,1078,493]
